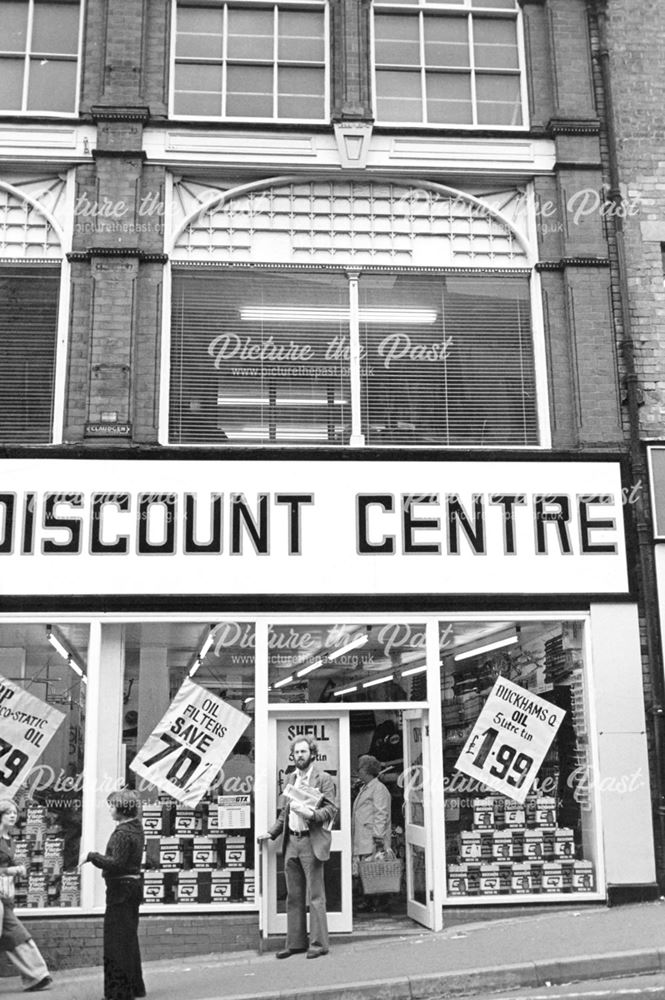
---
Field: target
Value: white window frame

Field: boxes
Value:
[0,0,85,117]
[371,0,529,131]
[169,0,330,124]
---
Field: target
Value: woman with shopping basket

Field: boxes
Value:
[351,755,395,913]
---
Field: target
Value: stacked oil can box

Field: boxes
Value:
[141,794,254,905]
[12,804,81,908]
[447,794,594,897]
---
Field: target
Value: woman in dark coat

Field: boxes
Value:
[0,799,52,991]
[83,790,146,1000]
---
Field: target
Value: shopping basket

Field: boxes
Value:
[358,849,403,895]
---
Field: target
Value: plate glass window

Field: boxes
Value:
[373,0,524,127]
[0,0,81,114]
[173,1,327,121]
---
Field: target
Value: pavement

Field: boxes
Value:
[3,900,665,1000]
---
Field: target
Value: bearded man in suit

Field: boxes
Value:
[258,736,337,960]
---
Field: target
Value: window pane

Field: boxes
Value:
[173,88,223,117]
[268,623,428,704]
[441,618,597,900]
[374,14,420,66]
[226,64,273,117]
[360,274,537,446]
[227,7,274,60]
[476,73,522,125]
[0,269,58,444]
[0,57,24,109]
[424,16,469,68]
[473,17,519,69]
[0,621,88,908]
[169,270,351,445]
[27,59,77,112]
[32,2,80,55]
[120,622,256,907]
[176,7,224,59]
[375,69,422,122]
[175,61,223,96]
[278,10,325,62]
[1,2,28,51]
[426,70,472,123]
[278,66,324,119]
[471,0,517,8]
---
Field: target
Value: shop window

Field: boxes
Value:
[120,622,256,907]
[372,0,524,128]
[0,622,88,909]
[0,0,82,114]
[169,268,538,447]
[0,268,59,444]
[440,619,598,900]
[172,0,328,121]
[268,623,428,703]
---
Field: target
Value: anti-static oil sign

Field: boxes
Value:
[0,458,629,596]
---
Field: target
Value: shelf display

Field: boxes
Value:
[140,795,255,905]
[441,619,597,899]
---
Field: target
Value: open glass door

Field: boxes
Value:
[264,712,352,936]
[403,708,438,929]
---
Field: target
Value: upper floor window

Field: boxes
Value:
[0,0,82,115]
[167,179,541,449]
[372,0,525,128]
[172,0,328,121]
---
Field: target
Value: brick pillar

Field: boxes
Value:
[331,0,373,120]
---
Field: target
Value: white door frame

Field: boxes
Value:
[263,708,353,936]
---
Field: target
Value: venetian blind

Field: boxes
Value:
[359,273,538,447]
[170,269,351,444]
[0,268,59,444]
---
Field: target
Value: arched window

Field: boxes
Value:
[167,178,540,447]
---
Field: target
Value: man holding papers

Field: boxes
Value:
[258,737,337,960]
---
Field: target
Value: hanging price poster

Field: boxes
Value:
[455,677,566,804]
[0,674,65,798]
[130,678,251,807]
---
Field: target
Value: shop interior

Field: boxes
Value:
[0,616,599,914]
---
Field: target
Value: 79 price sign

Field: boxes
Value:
[455,677,565,804]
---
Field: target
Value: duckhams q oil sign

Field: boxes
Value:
[455,677,566,804]
[0,458,629,596]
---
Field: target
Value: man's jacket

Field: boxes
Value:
[269,764,338,861]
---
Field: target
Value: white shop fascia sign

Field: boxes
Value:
[0,458,629,596]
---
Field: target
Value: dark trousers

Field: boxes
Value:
[283,835,329,952]
[103,879,145,1000]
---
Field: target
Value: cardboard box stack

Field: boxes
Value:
[140,794,255,905]
[447,794,595,898]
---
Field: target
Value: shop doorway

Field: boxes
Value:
[263,706,439,938]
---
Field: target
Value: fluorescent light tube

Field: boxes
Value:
[454,635,519,662]
[273,674,294,689]
[333,685,358,697]
[401,664,427,677]
[362,673,394,689]
[198,630,215,660]
[240,307,437,324]
[47,630,70,662]
[327,634,369,661]
[297,658,324,678]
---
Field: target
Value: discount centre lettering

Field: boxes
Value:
[0,489,619,558]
